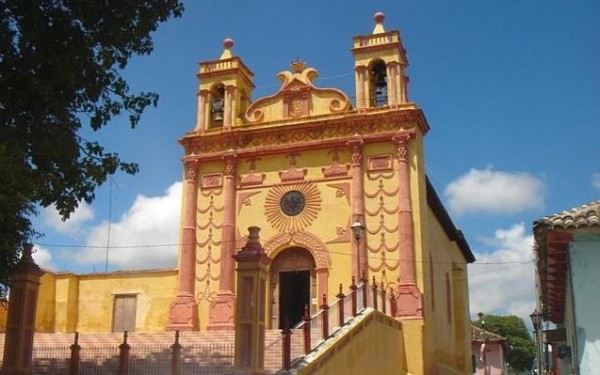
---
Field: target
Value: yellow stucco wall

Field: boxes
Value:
[420,205,472,375]
[36,272,56,332]
[35,269,177,333]
[297,309,405,375]
[0,303,7,332]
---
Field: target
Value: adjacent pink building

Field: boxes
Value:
[472,325,508,375]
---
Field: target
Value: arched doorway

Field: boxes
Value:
[270,247,316,329]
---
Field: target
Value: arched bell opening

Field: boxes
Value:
[269,247,317,329]
[210,83,225,128]
[369,60,388,107]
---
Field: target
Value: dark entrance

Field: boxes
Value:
[278,270,310,329]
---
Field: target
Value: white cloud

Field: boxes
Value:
[41,202,94,236]
[32,244,55,271]
[591,173,600,189]
[72,182,182,270]
[468,223,536,325]
[445,167,545,216]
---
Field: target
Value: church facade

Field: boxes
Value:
[21,13,474,374]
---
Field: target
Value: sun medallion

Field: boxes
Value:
[265,182,321,232]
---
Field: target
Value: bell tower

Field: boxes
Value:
[352,12,410,111]
[195,38,254,132]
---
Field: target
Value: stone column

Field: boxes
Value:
[208,153,237,330]
[224,85,235,129]
[346,138,366,279]
[355,65,367,111]
[386,62,399,106]
[196,89,209,133]
[2,244,44,375]
[233,227,271,375]
[392,134,422,317]
[168,159,200,331]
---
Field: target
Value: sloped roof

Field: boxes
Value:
[471,325,505,343]
[426,177,475,263]
[534,201,600,231]
[533,200,600,323]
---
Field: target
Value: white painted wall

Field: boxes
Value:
[570,233,600,375]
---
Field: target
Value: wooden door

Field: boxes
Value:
[112,294,137,333]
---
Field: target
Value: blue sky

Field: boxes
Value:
[31,1,600,323]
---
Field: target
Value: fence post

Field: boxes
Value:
[1,244,44,375]
[302,304,311,354]
[68,332,80,375]
[372,276,378,311]
[361,273,368,310]
[171,330,181,375]
[350,277,357,317]
[281,319,291,370]
[381,282,387,315]
[118,331,130,375]
[321,294,329,340]
[336,284,345,327]
[390,290,397,318]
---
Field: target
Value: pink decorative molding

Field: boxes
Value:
[326,218,352,244]
[240,157,265,186]
[391,133,423,318]
[237,191,261,214]
[367,154,393,172]
[279,153,307,182]
[325,182,351,205]
[208,153,237,330]
[168,159,200,331]
[346,137,366,279]
[322,148,349,178]
[202,173,223,188]
[279,167,306,182]
[265,182,321,232]
[244,62,351,124]
[263,231,331,270]
[240,173,265,186]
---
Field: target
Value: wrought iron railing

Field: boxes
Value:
[278,276,397,371]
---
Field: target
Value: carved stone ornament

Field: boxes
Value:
[265,182,321,232]
[244,63,351,124]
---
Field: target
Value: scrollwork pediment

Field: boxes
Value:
[244,63,351,124]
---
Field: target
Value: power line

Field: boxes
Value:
[35,241,533,266]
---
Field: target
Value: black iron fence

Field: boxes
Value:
[26,332,234,375]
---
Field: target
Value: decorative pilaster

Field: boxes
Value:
[233,227,271,375]
[168,159,200,331]
[2,244,44,375]
[224,85,235,129]
[355,65,367,111]
[346,138,366,279]
[401,75,409,103]
[196,89,209,133]
[392,134,422,317]
[208,152,237,330]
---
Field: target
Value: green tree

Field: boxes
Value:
[0,0,184,300]
[474,314,535,372]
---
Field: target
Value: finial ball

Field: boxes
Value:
[223,38,234,49]
[374,12,385,24]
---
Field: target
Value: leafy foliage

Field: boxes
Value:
[474,314,535,372]
[0,0,184,300]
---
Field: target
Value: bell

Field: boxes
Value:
[211,98,224,122]
[213,110,224,122]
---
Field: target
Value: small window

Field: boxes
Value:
[370,61,388,107]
